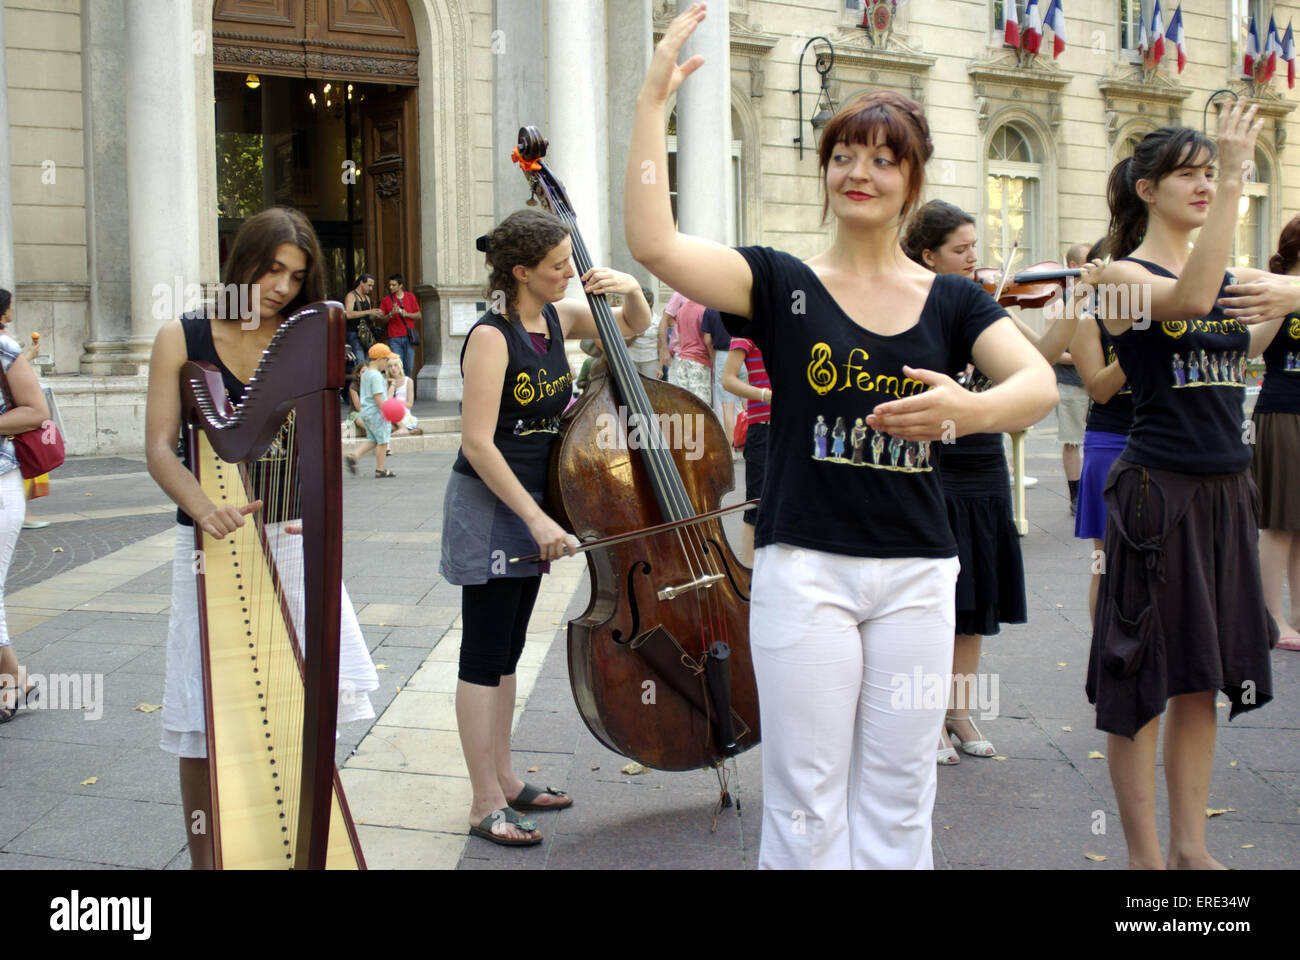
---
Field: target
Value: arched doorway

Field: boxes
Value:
[210,0,423,371]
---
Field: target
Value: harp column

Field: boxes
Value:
[124,0,202,357]
[674,0,732,246]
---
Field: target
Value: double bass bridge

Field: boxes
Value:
[657,573,725,601]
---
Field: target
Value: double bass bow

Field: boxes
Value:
[511,125,761,773]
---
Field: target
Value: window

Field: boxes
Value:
[1229,0,1264,76]
[666,108,744,246]
[1233,147,1270,269]
[1118,0,1149,60]
[986,125,1040,270]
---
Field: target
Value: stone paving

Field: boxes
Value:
[0,408,1296,871]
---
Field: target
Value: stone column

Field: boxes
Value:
[675,0,732,245]
[0,0,14,290]
[547,0,610,274]
[124,0,201,354]
[605,0,654,290]
[493,0,548,221]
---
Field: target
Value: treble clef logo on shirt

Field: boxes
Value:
[1289,316,1300,340]
[513,371,536,405]
[1161,319,1188,339]
[807,342,837,395]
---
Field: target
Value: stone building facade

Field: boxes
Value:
[1,0,1296,454]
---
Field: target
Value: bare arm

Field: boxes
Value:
[1069,315,1127,404]
[0,354,49,436]
[625,5,752,317]
[144,321,259,538]
[555,270,651,341]
[722,347,765,402]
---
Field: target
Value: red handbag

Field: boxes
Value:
[0,362,65,478]
[732,407,748,450]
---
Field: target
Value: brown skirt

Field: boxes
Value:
[1086,459,1277,738]
[1250,410,1300,531]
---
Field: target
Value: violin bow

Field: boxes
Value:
[508,500,760,564]
[992,235,1020,303]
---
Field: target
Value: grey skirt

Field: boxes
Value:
[440,469,548,584]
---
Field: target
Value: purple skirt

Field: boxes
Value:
[1074,429,1128,541]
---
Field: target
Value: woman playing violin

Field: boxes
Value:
[625,4,1057,869]
[443,208,649,846]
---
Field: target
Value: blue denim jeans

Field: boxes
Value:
[389,335,414,376]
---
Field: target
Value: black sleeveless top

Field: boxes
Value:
[1255,313,1300,415]
[451,304,574,493]
[942,367,1005,458]
[175,312,299,526]
[1084,318,1134,435]
[347,292,371,335]
[1111,258,1250,473]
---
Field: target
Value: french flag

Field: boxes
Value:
[1165,5,1186,74]
[1265,15,1283,82]
[1022,0,1043,55]
[1004,0,1020,48]
[1244,15,1260,79]
[1044,0,1067,58]
[1149,0,1165,66]
[1285,20,1296,89]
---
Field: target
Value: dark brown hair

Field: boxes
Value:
[220,207,325,319]
[481,208,571,321]
[1269,215,1300,274]
[1106,127,1216,260]
[817,90,934,227]
[902,200,974,268]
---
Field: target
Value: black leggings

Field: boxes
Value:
[458,576,543,687]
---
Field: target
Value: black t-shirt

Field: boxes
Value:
[1084,318,1135,435]
[175,312,299,527]
[943,367,1004,457]
[1111,258,1251,473]
[1254,313,1300,415]
[700,308,731,352]
[451,305,574,493]
[724,246,1005,559]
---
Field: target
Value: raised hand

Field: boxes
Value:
[1215,98,1263,186]
[639,3,707,105]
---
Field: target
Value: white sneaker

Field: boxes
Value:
[1011,474,1039,488]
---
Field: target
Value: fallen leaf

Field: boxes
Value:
[1216,701,1228,708]
[375,664,388,670]
[81,777,98,786]
[590,766,600,771]
[992,755,1008,761]
[1061,726,1073,732]
[1057,662,1068,667]
[1084,853,1107,862]
[1240,844,1254,849]
[1206,807,1236,818]
[1230,760,1238,767]
[1088,750,1105,759]
[133,703,162,713]
[943,825,952,830]
[1055,603,1063,608]
[52,547,63,553]
[526,766,539,773]
[85,493,92,497]
[621,761,649,775]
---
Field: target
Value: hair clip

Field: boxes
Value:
[476,235,492,253]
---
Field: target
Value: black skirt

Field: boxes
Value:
[1086,459,1277,738]
[1250,410,1300,531]
[941,452,1027,637]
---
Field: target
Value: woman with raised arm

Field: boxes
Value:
[143,207,378,868]
[1086,103,1293,870]
[1255,217,1300,652]
[625,4,1057,870]
[444,208,648,848]
[902,200,1092,765]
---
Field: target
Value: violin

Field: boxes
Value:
[512,126,760,773]
[974,261,1083,309]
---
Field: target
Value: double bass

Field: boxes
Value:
[512,126,761,772]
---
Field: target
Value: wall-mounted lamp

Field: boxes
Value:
[1203,88,1238,133]
[793,36,836,159]
[244,74,261,90]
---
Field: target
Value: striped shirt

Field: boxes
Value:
[730,336,770,424]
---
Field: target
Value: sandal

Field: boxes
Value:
[0,704,15,724]
[946,713,995,758]
[508,783,573,811]
[1277,636,1300,652]
[345,455,358,475]
[374,469,397,478]
[468,807,541,847]
[937,744,960,765]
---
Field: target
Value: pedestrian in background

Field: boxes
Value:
[379,273,420,377]
[346,342,397,478]
[1053,242,1093,515]
[660,291,712,404]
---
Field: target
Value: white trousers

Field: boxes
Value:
[0,468,25,647]
[750,544,959,870]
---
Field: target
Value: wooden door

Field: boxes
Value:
[361,88,422,372]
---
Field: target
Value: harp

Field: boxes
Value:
[179,301,365,869]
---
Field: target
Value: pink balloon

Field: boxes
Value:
[381,398,406,423]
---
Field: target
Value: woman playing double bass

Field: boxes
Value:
[443,208,649,846]
[626,4,1058,869]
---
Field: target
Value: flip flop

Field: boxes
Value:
[468,807,541,847]
[1277,636,1300,652]
[509,783,573,811]
[374,469,397,478]
[344,455,358,475]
